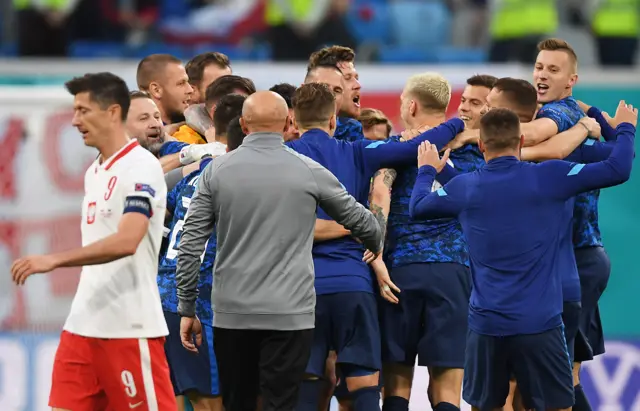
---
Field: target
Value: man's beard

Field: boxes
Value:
[138,133,166,157]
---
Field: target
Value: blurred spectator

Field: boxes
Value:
[488,0,559,64]
[589,0,639,66]
[265,0,357,61]
[71,0,158,45]
[14,0,80,56]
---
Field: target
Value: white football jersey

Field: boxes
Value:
[64,140,169,338]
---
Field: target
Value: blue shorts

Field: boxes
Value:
[562,300,583,362]
[575,246,610,361]
[463,326,574,410]
[379,262,471,368]
[306,292,381,378]
[164,311,220,396]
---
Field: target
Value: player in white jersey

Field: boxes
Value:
[10,72,177,411]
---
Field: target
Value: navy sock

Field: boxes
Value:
[351,386,381,411]
[433,402,460,411]
[574,384,593,411]
[382,395,409,411]
[295,379,323,411]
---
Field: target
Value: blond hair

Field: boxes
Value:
[404,72,451,111]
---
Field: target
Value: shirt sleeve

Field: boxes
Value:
[537,103,574,133]
[307,158,383,253]
[159,141,189,157]
[358,118,464,173]
[176,162,218,317]
[587,106,618,141]
[121,163,166,219]
[575,139,615,164]
[409,165,466,220]
[538,123,636,201]
[437,163,461,185]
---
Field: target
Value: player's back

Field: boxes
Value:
[459,157,567,336]
[65,141,168,338]
[387,140,484,268]
[286,129,375,294]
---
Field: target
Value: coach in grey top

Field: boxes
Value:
[175,90,381,411]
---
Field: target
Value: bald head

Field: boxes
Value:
[240,91,290,135]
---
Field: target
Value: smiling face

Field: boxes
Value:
[533,49,577,103]
[458,85,491,129]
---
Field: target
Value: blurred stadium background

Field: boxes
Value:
[0,0,639,410]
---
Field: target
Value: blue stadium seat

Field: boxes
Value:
[69,41,127,58]
[377,45,438,64]
[126,43,191,60]
[160,0,192,20]
[388,1,451,50]
[347,3,390,45]
[435,47,487,63]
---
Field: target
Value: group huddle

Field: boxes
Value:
[8,37,638,411]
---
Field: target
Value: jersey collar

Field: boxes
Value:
[100,140,139,170]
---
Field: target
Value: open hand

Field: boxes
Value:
[418,141,451,172]
[11,255,58,285]
[612,100,638,128]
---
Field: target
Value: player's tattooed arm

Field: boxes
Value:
[369,168,397,241]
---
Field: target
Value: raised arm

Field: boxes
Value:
[521,117,598,161]
[309,161,382,254]
[176,164,217,318]
[359,118,464,171]
[541,121,636,200]
[587,106,618,141]
[409,143,464,220]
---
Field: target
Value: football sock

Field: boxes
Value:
[351,386,381,411]
[382,395,409,411]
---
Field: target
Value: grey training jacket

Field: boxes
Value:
[176,132,382,330]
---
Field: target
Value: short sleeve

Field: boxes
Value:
[536,102,578,133]
[121,160,167,218]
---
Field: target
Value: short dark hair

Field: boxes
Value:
[185,52,231,87]
[537,38,578,69]
[466,74,498,89]
[269,83,297,109]
[493,78,538,119]
[65,72,130,121]
[308,46,355,70]
[226,115,247,151]
[129,90,152,100]
[205,75,256,113]
[213,94,246,136]
[304,63,342,83]
[359,108,392,138]
[293,83,336,128]
[480,108,522,151]
[136,54,183,90]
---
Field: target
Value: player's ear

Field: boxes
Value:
[519,134,525,149]
[240,117,249,135]
[283,115,292,133]
[329,114,337,132]
[410,100,417,117]
[568,73,578,88]
[478,138,486,153]
[209,104,217,121]
[148,82,162,99]
[108,104,121,123]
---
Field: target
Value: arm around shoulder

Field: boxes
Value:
[309,161,382,254]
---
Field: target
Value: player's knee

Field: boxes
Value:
[342,364,379,391]
[428,367,463,405]
[382,363,413,398]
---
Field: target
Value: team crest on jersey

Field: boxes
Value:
[135,183,156,197]
[87,201,96,224]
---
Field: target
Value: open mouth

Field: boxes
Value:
[537,83,549,94]
[147,129,161,139]
[352,95,361,108]
[78,129,89,138]
[460,115,471,121]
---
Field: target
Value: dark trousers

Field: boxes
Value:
[214,327,313,411]
[489,36,542,64]
[596,36,638,66]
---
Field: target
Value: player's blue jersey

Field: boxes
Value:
[158,141,189,157]
[536,97,601,249]
[334,117,365,142]
[157,167,216,325]
[386,140,485,268]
